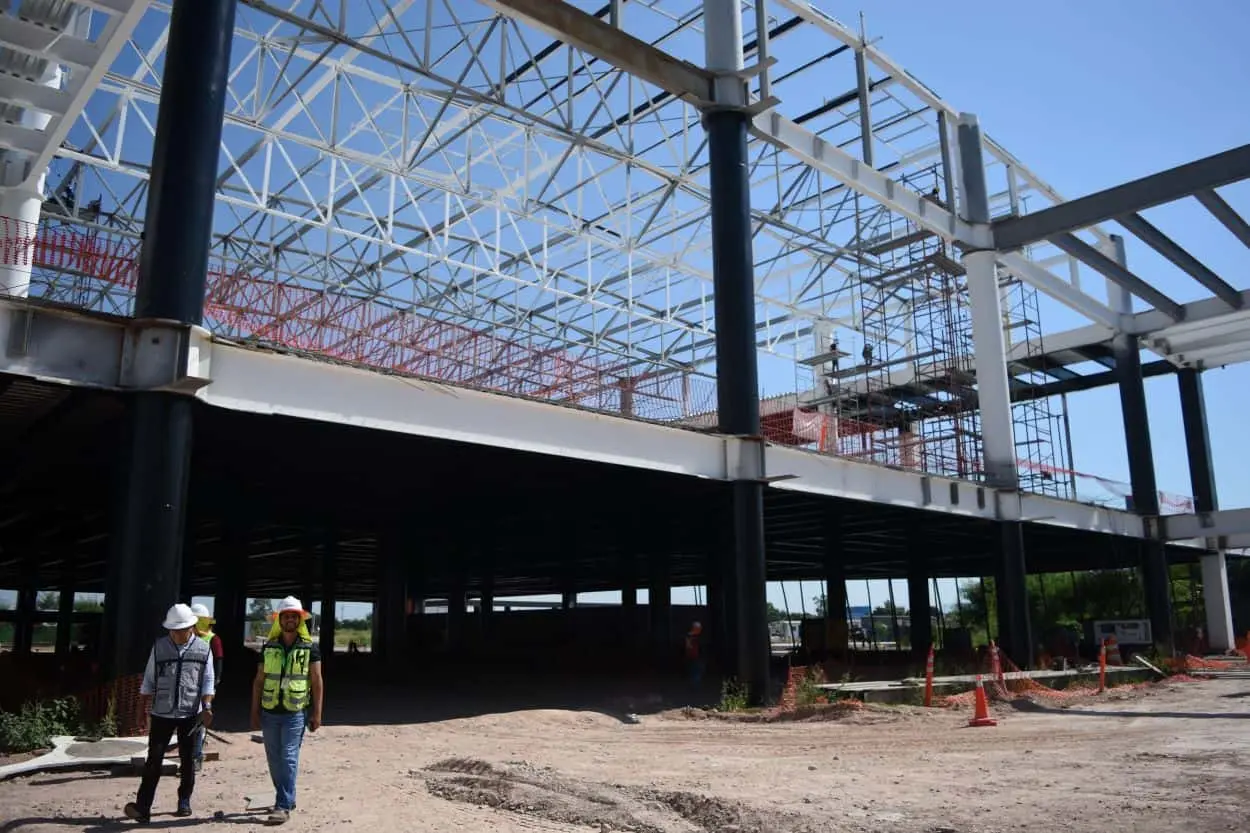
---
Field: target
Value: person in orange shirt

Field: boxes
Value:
[685,621,704,685]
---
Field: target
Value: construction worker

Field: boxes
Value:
[251,596,324,826]
[124,603,215,824]
[188,603,224,772]
[685,621,704,685]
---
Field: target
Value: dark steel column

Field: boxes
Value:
[1109,238,1172,653]
[1178,369,1218,512]
[319,531,338,663]
[822,510,848,658]
[100,0,237,681]
[704,0,769,704]
[906,554,931,659]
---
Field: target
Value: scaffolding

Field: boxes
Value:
[793,166,1074,495]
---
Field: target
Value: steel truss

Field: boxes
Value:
[0,0,1160,478]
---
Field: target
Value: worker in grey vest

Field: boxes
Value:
[124,604,216,824]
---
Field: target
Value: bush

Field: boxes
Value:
[718,679,749,712]
[0,697,82,754]
[793,667,828,707]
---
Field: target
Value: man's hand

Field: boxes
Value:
[250,710,261,732]
[201,709,214,729]
[308,713,321,732]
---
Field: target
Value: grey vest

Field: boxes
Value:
[151,636,210,719]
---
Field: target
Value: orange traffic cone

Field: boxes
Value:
[967,674,997,727]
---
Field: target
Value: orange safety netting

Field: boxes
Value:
[935,643,1178,709]
[77,673,148,737]
[1163,654,1246,673]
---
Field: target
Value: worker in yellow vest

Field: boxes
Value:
[188,603,224,773]
[250,596,324,826]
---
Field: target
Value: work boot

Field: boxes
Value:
[123,802,150,824]
[175,799,192,817]
[267,808,290,825]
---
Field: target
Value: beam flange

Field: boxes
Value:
[993,143,1250,250]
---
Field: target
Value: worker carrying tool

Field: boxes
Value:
[251,596,324,826]
[188,603,224,773]
[124,603,215,824]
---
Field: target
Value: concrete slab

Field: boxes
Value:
[0,736,148,781]
[816,666,1152,704]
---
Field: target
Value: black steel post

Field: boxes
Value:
[705,111,769,704]
[995,521,1032,665]
[100,0,237,682]
[1178,368,1218,513]
[319,532,338,663]
[822,510,848,658]
[1112,313,1172,653]
[906,551,932,660]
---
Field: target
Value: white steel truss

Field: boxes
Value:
[9,0,1161,417]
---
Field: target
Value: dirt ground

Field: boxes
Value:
[2,674,1249,832]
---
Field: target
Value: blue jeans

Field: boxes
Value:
[260,709,306,811]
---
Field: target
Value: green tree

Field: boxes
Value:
[765,602,786,623]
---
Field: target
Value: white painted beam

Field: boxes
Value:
[20,0,152,191]
[996,252,1122,330]
[750,111,990,247]
[199,341,730,479]
[1160,507,1250,544]
[478,0,713,106]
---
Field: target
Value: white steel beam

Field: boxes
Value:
[477,0,714,106]
[1159,507,1250,546]
[770,0,1113,248]
[750,110,990,247]
[996,252,1122,330]
[10,0,151,192]
[201,339,729,478]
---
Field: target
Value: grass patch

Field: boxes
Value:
[334,628,371,651]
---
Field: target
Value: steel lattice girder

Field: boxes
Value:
[29,0,1166,400]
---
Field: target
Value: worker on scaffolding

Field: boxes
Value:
[685,621,704,685]
[188,603,224,773]
[124,604,215,824]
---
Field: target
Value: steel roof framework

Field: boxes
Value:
[0,0,1239,414]
[0,0,1129,395]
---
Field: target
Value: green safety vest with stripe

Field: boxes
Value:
[260,639,314,712]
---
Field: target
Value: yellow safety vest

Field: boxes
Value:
[196,628,216,645]
[260,639,313,712]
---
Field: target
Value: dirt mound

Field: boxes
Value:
[416,758,814,832]
[666,700,917,725]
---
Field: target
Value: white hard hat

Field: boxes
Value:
[275,596,309,618]
[162,603,198,631]
[189,603,214,621]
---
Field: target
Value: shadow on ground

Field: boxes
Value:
[0,811,256,832]
[1009,698,1250,720]
[209,667,727,733]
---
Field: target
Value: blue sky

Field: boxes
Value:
[4,2,1247,623]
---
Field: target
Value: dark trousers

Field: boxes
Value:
[135,714,200,811]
